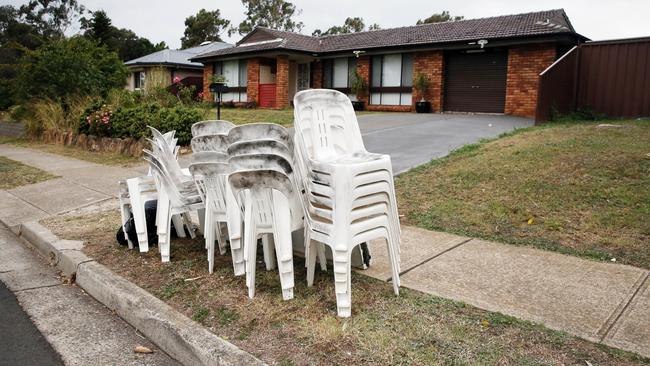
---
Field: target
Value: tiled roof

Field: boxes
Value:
[125,41,232,67]
[193,9,581,61]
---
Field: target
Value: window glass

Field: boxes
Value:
[222,60,239,86]
[382,54,401,87]
[213,62,223,76]
[239,60,248,87]
[333,58,348,88]
[322,60,332,88]
[381,92,401,105]
[347,57,357,87]
[401,53,413,87]
[371,56,382,87]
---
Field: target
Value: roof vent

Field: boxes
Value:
[200,41,212,46]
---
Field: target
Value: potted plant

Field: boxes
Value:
[413,73,431,113]
[350,69,367,111]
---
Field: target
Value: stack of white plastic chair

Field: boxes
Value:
[119,131,177,252]
[293,89,401,317]
[190,121,233,253]
[144,126,203,262]
[227,124,299,300]
[188,152,244,275]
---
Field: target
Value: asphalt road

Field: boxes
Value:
[357,113,533,174]
[0,281,63,366]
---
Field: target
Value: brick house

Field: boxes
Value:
[191,9,587,118]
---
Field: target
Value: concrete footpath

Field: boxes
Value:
[0,225,180,365]
[1,144,649,359]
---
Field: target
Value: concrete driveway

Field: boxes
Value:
[357,113,533,174]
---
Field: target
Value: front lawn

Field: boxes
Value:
[43,210,648,365]
[0,156,57,189]
[396,120,650,269]
[214,107,376,126]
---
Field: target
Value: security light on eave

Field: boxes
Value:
[477,39,488,48]
[353,50,365,58]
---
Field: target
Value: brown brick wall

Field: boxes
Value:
[311,61,322,88]
[247,58,260,105]
[356,56,370,104]
[413,50,444,112]
[505,44,556,118]
[275,55,290,108]
[202,63,213,102]
[366,105,412,112]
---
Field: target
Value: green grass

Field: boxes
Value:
[396,119,650,268]
[213,107,376,127]
[0,156,57,189]
[45,210,650,366]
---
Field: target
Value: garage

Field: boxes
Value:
[443,49,508,113]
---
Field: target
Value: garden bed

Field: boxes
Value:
[43,209,648,365]
[395,120,650,269]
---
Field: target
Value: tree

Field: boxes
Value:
[312,17,380,36]
[237,0,303,35]
[80,10,166,61]
[416,11,464,25]
[18,0,85,39]
[17,36,127,101]
[181,9,231,48]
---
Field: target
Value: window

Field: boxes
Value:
[134,71,146,90]
[322,57,357,99]
[212,60,248,102]
[370,53,413,106]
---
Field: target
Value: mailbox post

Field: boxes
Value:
[209,82,229,120]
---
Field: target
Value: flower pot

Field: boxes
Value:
[415,101,431,113]
[352,101,365,111]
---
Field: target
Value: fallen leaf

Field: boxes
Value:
[134,346,153,354]
[527,218,534,225]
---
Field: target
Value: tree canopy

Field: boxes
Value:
[80,10,166,61]
[181,9,231,48]
[312,17,380,36]
[17,36,127,101]
[237,0,303,35]
[18,0,85,39]
[416,11,464,25]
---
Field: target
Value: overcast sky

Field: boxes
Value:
[6,0,649,49]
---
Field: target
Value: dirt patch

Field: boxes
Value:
[43,210,648,365]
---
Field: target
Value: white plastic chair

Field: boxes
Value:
[191,120,235,137]
[189,156,245,276]
[119,130,178,252]
[293,89,401,317]
[228,154,297,300]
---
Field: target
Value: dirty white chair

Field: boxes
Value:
[191,120,235,137]
[143,147,204,262]
[293,89,401,317]
[189,156,245,276]
[120,130,178,252]
[191,134,230,153]
[228,154,296,300]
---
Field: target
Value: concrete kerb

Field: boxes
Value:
[14,220,266,366]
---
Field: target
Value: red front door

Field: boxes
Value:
[259,84,276,108]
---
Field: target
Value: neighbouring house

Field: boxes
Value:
[124,41,232,93]
[191,9,587,118]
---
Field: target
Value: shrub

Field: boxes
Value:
[26,96,97,136]
[110,103,208,144]
[84,104,114,137]
[17,36,127,101]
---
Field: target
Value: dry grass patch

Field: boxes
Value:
[0,156,57,189]
[43,210,648,365]
[396,120,650,269]
[0,137,141,167]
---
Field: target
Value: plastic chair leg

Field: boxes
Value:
[262,234,276,271]
[171,214,185,238]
